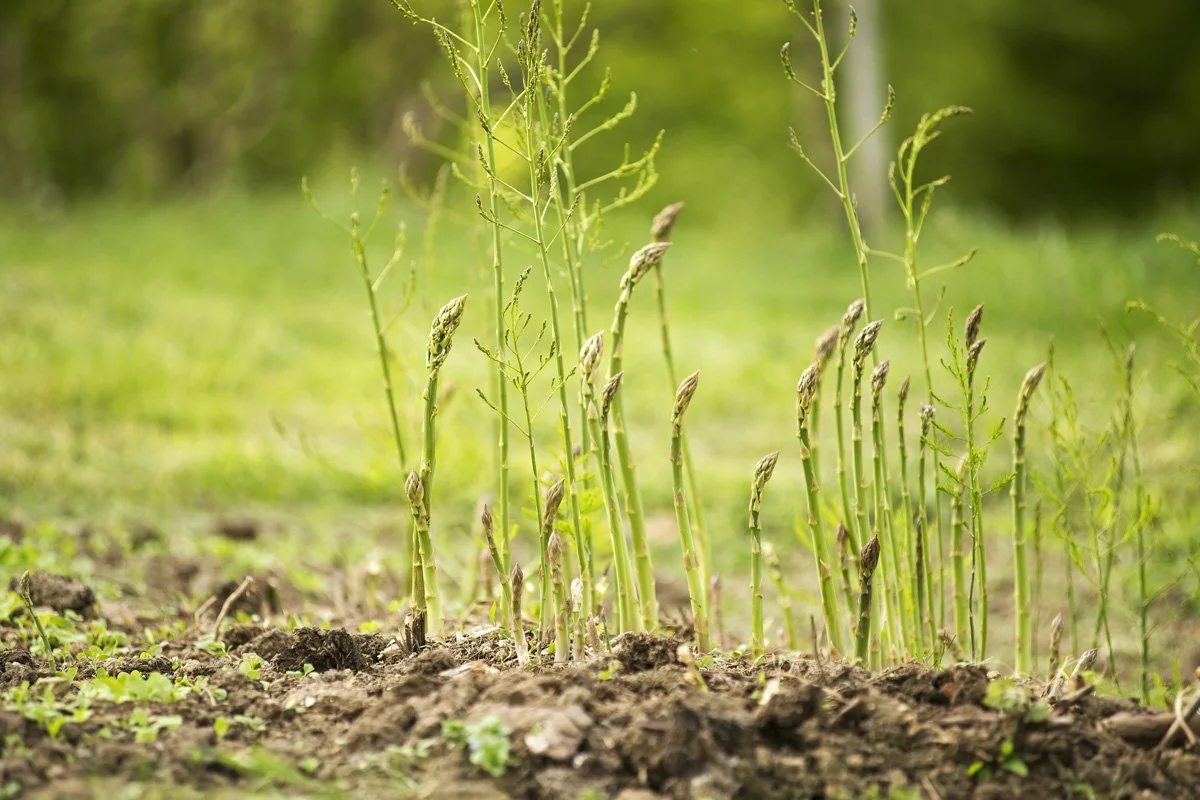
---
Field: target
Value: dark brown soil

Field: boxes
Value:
[3,613,1200,799]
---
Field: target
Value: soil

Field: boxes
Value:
[3,567,1200,799]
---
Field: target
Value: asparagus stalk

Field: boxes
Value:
[856,535,882,663]
[405,471,442,631]
[749,450,781,659]
[413,294,468,632]
[511,565,529,667]
[671,371,709,651]
[797,363,845,653]
[608,242,671,630]
[1012,363,1047,675]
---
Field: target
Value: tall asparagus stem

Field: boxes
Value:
[896,377,923,651]
[890,107,976,661]
[608,242,671,629]
[671,371,709,651]
[869,359,906,652]
[481,505,509,619]
[1124,346,1151,703]
[950,457,970,654]
[405,472,441,631]
[548,531,570,665]
[543,479,568,663]
[649,202,711,589]
[413,294,468,633]
[1048,612,1065,678]
[834,521,856,623]
[781,0,890,319]
[856,536,882,663]
[749,451,781,660]
[834,300,867,552]
[586,352,640,634]
[511,565,529,667]
[918,404,939,645]
[850,320,884,589]
[963,305,988,658]
[797,363,846,654]
[394,0,516,626]
[1012,363,1047,675]
[510,8,593,618]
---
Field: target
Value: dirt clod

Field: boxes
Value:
[10,571,95,614]
[272,627,366,673]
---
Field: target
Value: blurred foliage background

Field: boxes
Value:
[2,0,1198,219]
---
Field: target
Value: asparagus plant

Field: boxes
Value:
[834,299,867,552]
[649,202,711,588]
[511,565,529,667]
[405,471,441,631]
[850,320,884,586]
[412,294,468,632]
[856,536,882,663]
[797,363,845,653]
[596,370,640,633]
[749,450,781,659]
[671,371,709,651]
[548,530,570,665]
[608,241,671,630]
[869,359,907,653]
[962,304,988,659]
[1012,363,1047,675]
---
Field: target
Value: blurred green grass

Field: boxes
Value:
[1,175,1197,602]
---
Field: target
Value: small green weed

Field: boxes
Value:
[968,739,1029,780]
[443,716,512,778]
[982,678,1051,724]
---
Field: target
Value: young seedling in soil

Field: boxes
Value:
[676,644,709,692]
[18,571,55,665]
[748,450,780,659]
[671,371,709,652]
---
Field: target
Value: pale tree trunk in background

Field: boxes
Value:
[838,0,888,238]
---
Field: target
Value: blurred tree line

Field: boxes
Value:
[1,0,1197,218]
